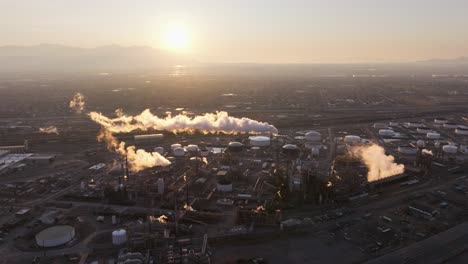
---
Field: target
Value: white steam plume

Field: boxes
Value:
[89,109,278,134]
[351,144,405,182]
[39,126,59,135]
[69,92,85,113]
[97,129,171,172]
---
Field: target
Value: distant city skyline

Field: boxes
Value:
[1,0,468,63]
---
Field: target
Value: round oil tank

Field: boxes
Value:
[417,127,432,134]
[407,121,423,128]
[282,144,299,157]
[443,123,458,129]
[378,129,395,137]
[154,147,164,155]
[112,229,127,245]
[35,225,76,248]
[170,143,182,151]
[344,135,361,144]
[305,131,321,142]
[228,142,244,152]
[249,136,271,147]
[186,144,199,152]
[416,140,426,148]
[389,121,399,126]
[434,118,448,124]
[442,145,458,154]
[173,147,185,157]
[216,179,233,192]
[398,145,418,155]
[199,149,210,157]
[427,132,440,139]
[455,128,468,135]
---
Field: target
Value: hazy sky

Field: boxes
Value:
[1,0,468,63]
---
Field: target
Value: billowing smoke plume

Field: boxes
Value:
[89,109,278,134]
[97,129,171,172]
[39,126,59,135]
[351,144,405,182]
[69,92,85,113]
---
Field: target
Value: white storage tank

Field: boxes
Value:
[199,149,210,157]
[35,225,76,248]
[455,128,468,135]
[443,123,458,129]
[186,144,199,152]
[305,131,321,142]
[173,147,185,157]
[407,121,423,128]
[442,145,458,154]
[112,229,127,245]
[378,129,395,137]
[228,142,244,152]
[249,136,271,147]
[216,181,233,192]
[416,140,426,148]
[417,127,432,134]
[344,135,361,144]
[434,118,448,124]
[157,178,165,194]
[154,147,164,155]
[427,132,440,139]
[170,143,182,151]
[282,144,299,157]
[398,145,418,155]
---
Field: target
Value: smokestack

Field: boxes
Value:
[125,155,129,180]
[119,163,123,187]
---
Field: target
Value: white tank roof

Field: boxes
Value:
[186,144,199,152]
[35,225,76,248]
[443,145,458,154]
[305,131,321,142]
[228,142,243,147]
[344,135,361,144]
[378,129,395,137]
[171,143,182,150]
[427,132,440,139]
[249,136,271,146]
[154,147,164,154]
[173,147,185,156]
[283,144,298,150]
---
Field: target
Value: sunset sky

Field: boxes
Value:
[1,0,468,63]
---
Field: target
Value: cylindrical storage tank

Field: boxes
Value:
[443,145,458,154]
[173,147,185,157]
[378,129,395,137]
[427,132,440,139]
[417,127,432,134]
[373,123,387,129]
[443,123,458,129]
[434,118,448,124]
[216,180,233,192]
[305,131,321,142]
[112,229,127,245]
[186,144,199,153]
[398,145,418,155]
[344,135,361,144]
[389,121,399,126]
[35,225,76,248]
[416,140,426,148]
[199,149,210,157]
[228,142,244,152]
[249,136,271,147]
[455,128,468,135]
[154,147,164,155]
[157,178,164,194]
[282,144,299,157]
[407,121,423,128]
[171,143,182,151]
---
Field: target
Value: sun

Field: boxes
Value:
[163,25,190,51]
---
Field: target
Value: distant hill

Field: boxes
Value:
[0,44,196,73]
[418,56,468,64]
